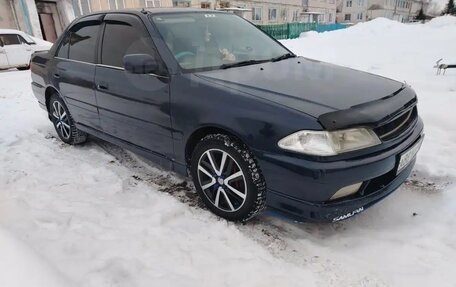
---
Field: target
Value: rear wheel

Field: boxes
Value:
[190,134,266,222]
[17,65,30,71]
[49,94,87,145]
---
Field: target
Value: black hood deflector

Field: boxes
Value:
[318,86,417,130]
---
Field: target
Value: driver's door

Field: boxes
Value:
[95,13,173,159]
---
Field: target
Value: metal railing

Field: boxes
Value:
[256,22,348,40]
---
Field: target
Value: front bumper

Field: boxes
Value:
[257,118,424,222]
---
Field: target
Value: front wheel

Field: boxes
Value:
[49,94,87,145]
[190,134,266,222]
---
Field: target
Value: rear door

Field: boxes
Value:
[53,15,102,130]
[95,13,173,158]
[0,34,28,66]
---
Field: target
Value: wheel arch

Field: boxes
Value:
[184,125,246,165]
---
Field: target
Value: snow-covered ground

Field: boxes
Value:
[1,17,456,287]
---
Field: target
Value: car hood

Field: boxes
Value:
[195,57,406,119]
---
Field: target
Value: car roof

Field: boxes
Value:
[80,8,227,18]
[0,29,26,35]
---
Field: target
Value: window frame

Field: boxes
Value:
[252,7,262,21]
[344,13,351,21]
[0,34,21,46]
[54,15,104,65]
[268,8,277,22]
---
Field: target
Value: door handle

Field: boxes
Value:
[53,73,60,78]
[97,84,108,90]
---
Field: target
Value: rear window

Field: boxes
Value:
[68,22,100,63]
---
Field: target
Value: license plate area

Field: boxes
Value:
[397,137,423,175]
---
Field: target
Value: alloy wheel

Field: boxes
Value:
[52,101,71,139]
[197,148,247,212]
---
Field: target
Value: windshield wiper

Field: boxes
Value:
[220,59,269,69]
[270,53,296,62]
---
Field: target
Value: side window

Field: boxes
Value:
[57,32,70,58]
[0,34,21,46]
[68,21,100,63]
[101,15,158,68]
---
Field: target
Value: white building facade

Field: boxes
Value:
[302,0,337,23]
[336,0,368,23]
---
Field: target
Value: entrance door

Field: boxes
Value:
[36,1,63,43]
[39,13,58,42]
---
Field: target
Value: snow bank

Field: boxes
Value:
[0,227,68,287]
[283,16,456,178]
[0,16,455,287]
[0,71,316,286]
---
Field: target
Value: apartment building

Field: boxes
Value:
[367,0,417,22]
[337,0,426,23]
[0,0,173,41]
[336,0,368,23]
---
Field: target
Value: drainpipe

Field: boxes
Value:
[9,0,20,30]
[17,0,34,35]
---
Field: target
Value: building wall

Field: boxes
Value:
[0,0,19,30]
[236,0,303,25]
[336,0,368,23]
[72,0,173,15]
[302,0,337,23]
[367,0,414,22]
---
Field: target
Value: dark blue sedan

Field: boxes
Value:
[31,9,423,222]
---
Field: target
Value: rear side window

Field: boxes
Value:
[101,14,158,68]
[0,34,21,45]
[57,33,70,58]
[68,22,100,63]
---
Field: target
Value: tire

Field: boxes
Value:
[190,134,267,222]
[49,94,87,145]
[17,65,30,71]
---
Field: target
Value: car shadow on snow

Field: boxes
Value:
[45,133,452,267]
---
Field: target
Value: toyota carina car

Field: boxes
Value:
[31,9,424,222]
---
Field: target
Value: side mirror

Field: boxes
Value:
[123,54,160,75]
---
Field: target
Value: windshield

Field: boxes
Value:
[150,12,290,71]
[22,33,36,44]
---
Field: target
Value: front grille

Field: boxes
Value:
[374,106,417,141]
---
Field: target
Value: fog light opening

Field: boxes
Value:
[330,182,363,200]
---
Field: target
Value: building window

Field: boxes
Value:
[252,7,262,21]
[219,1,229,8]
[173,0,190,7]
[268,8,277,21]
[146,0,161,7]
[357,12,363,20]
[201,2,210,8]
[346,0,352,7]
[292,10,299,22]
[281,8,287,21]
[357,0,363,6]
[329,13,333,22]
[344,13,351,21]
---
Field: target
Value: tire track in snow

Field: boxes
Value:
[91,137,399,287]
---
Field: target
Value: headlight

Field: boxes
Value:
[278,128,381,156]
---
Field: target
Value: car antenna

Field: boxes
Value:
[141,8,148,14]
